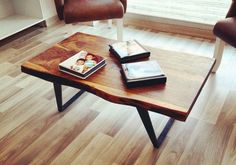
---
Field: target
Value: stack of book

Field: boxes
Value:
[59,50,106,79]
[109,40,167,88]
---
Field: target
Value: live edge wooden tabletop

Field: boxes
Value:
[21,32,215,121]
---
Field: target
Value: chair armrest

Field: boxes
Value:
[54,0,64,20]
[120,0,127,13]
[226,0,236,18]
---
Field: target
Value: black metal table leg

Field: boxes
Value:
[137,107,175,148]
[53,83,85,112]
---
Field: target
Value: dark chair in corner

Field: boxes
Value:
[54,0,127,41]
[212,0,236,72]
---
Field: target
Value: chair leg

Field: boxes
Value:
[92,21,99,27]
[108,19,112,29]
[116,18,123,41]
[66,24,74,35]
[212,37,225,72]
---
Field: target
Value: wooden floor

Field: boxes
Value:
[0,22,236,165]
[128,0,231,25]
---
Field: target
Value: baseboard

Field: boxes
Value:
[124,13,215,40]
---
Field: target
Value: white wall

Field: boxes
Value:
[40,0,57,19]
[12,0,43,18]
[0,0,14,19]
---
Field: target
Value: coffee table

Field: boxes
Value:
[21,32,215,148]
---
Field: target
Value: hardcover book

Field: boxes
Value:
[59,50,106,79]
[109,40,150,63]
[120,60,167,87]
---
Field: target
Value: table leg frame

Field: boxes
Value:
[53,83,174,147]
[53,83,85,112]
[137,107,175,148]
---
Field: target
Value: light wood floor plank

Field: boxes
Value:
[0,79,49,112]
[71,133,113,165]
[50,105,133,165]
[221,124,236,165]
[9,96,99,165]
[92,112,141,165]
[177,121,215,165]
[0,99,52,164]
[156,117,198,164]
[0,21,236,164]
[113,115,164,165]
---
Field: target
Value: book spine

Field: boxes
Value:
[126,77,167,88]
[120,69,167,88]
[121,53,150,63]
[59,65,84,77]
[109,48,122,62]
[109,48,150,63]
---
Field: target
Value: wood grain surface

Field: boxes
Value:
[21,32,215,121]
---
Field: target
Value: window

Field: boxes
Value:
[128,0,231,25]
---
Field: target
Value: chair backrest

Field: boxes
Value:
[120,0,127,13]
[54,0,127,22]
[213,0,236,48]
[226,0,236,18]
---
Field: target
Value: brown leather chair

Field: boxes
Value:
[54,0,127,41]
[212,0,236,72]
